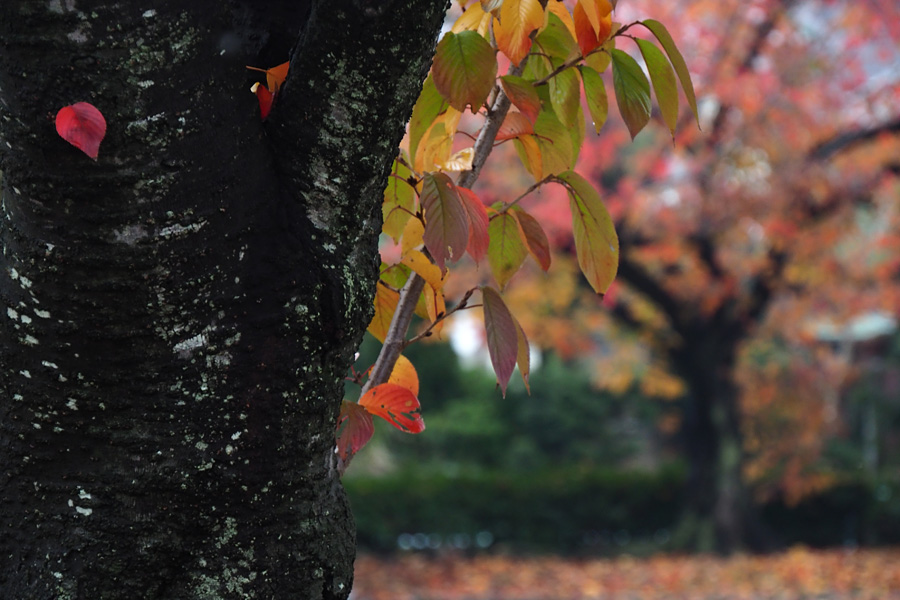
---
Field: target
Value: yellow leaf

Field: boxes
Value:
[401,217,425,256]
[413,108,462,173]
[401,249,446,291]
[389,355,420,396]
[513,135,543,180]
[423,284,446,337]
[453,2,492,37]
[434,147,474,172]
[493,0,545,66]
[368,282,400,342]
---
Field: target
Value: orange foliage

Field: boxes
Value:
[354,547,900,600]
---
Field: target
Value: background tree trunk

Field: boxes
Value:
[0,1,444,597]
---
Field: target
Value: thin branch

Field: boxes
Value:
[403,289,478,346]
[362,63,523,395]
[500,175,554,212]
[360,273,427,396]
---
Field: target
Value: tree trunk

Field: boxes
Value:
[0,1,444,597]
[671,333,772,554]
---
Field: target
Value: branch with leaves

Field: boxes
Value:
[334,0,698,472]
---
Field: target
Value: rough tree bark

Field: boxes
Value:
[0,1,445,598]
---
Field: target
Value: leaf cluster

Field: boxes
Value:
[337,0,698,468]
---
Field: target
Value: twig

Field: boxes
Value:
[403,289,479,347]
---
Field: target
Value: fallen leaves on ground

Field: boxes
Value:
[353,546,900,599]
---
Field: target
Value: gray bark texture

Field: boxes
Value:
[0,0,445,598]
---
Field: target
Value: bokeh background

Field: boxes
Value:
[349,0,900,597]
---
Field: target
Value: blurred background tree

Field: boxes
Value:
[347,0,900,557]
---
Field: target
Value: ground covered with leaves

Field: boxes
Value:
[352,547,900,599]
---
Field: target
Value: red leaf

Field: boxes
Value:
[420,172,470,270]
[457,186,490,263]
[336,401,375,463]
[481,286,518,396]
[55,102,106,160]
[359,383,426,434]
[496,111,535,141]
[512,208,551,271]
[252,82,274,120]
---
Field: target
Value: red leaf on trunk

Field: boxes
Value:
[252,82,274,120]
[55,102,106,160]
[336,401,375,462]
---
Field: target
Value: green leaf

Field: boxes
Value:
[380,262,411,290]
[568,103,585,166]
[500,75,541,123]
[420,172,470,270]
[382,155,415,242]
[409,75,449,167]
[641,19,699,126]
[584,35,614,73]
[481,286,519,396]
[611,48,651,140]
[579,65,608,134]
[534,12,580,62]
[432,30,498,112]
[511,207,551,271]
[548,60,581,129]
[533,108,575,176]
[636,38,678,138]
[488,212,529,289]
[556,170,618,295]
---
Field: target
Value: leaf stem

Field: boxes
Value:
[500,175,554,212]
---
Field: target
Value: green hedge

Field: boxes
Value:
[346,464,686,554]
[346,467,900,554]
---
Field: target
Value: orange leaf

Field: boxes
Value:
[247,61,290,94]
[496,111,535,141]
[500,75,541,123]
[493,0,545,66]
[512,208,551,271]
[573,0,612,56]
[389,355,420,396]
[359,383,425,433]
[55,102,106,160]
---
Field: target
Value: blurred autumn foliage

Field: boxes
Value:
[353,547,900,600]
[458,0,900,552]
